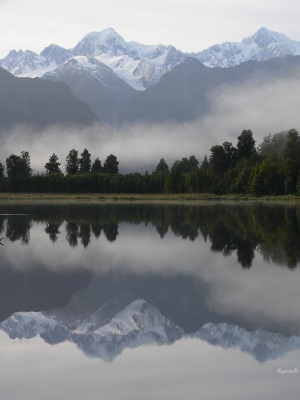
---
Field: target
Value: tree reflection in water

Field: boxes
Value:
[0,203,300,269]
[6,216,31,244]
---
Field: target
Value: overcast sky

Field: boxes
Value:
[1,0,300,58]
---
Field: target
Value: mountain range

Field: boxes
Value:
[1,299,299,362]
[2,27,300,89]
[1,27,300,127]
[1,264,300,363]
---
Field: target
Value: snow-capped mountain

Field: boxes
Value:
[194,27,300,68]
[1,26,299,116]
[0,300,182,361]
[3,26,299,91]
[70,27,186,90]
[1,299,300,362]
[0,45,71,78]
[195,323,300,363]
[0,49,59,78]
[0,27,186,91]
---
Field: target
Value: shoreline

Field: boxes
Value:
[0,192,299,203]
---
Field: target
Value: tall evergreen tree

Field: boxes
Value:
[155,158,169,173]
[223,141,237,168]
[45,153,62,174]
[0,160,4,180]
[79,148,91,174]
[209,145,227,177]
[91,157,102,173]
[103,154,119,174]
[0,160,4,191]
[20,151,32,177]
[65,149,79,175]
[282,129,300,193]
[188,155,199,171]
[237,130,256,160]
[6,151,32,178]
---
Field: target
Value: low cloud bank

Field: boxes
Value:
[0,77,299,173]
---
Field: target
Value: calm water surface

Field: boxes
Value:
[0,202,299,399]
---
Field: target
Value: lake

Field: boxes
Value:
[0,201,299,399]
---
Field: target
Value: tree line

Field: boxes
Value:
[0,128,300,195]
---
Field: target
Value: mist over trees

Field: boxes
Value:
[0,128,300,195]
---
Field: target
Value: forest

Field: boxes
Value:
[0,128,300,196]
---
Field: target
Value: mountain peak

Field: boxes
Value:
[250,27,291,48]
[194,27,300,68]
[40,44,71,64]
[254,26,272,35]
[83,27,122,42]
[72,27,129,57]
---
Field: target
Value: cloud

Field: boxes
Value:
[0,121,213,174]
[3,218,300,335]
[0,75,299,174]
[205,76,300,141]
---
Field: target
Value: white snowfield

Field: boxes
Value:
[193,27,300,68]
[1,299,300,362]
[1,27,300,91]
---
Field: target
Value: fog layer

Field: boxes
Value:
[0,77,299,173]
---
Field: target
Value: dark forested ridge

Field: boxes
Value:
[0,128,300,196]
[0,67,98,130]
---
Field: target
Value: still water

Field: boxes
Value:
[0,201,299,399]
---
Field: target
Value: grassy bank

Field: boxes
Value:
[0,192,299,203]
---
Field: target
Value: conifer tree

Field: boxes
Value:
[65,149,79,175]
[45,153,62,174]
[103,154,119,174]
[79,148,91,174]
[91,157,102,173]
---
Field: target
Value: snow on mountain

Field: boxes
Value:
[40,44,72,65]
[0,27,186,91]
[194,27,300,68]
[0,49,58,78]
[194,322,300,362]
[1,27,300,89]
[0,300,182,361]
[43,56,136,123]
[71,28,186,90]
[72,28,139,59]
[45,55,124,90]
[1,299,300,362]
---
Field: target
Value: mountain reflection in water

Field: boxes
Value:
[0,202,300,363]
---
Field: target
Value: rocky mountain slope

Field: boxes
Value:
[0,67,98,130]
[43,57,136,123]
